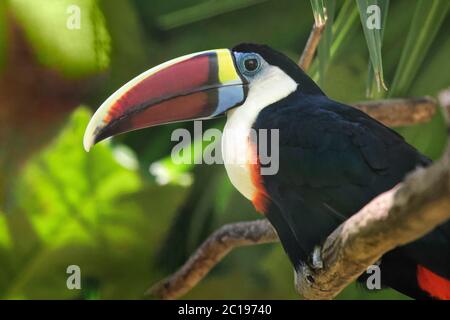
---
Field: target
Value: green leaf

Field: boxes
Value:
[310,0,327,27]
[3,108,134,297]
[157,0,269,30]
[15,107,141,246]
[309,0,359,81]
[3,106,192,298]
[330,0,359,58]
[148,133,225,187]
[317,0,336,86]
[8,0,111,78]
[0,215,11,249]
[357,0,389,92]
[389,0,450,97]
[365,0,389,97]
[149,156,194,187]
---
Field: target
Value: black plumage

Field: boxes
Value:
[236,43,450,299]
[254,90,450,298]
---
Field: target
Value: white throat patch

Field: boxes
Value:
[222,64,298,200]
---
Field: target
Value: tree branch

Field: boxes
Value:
[352,96,436,127]
[298,23,326,71]
[147,219,277,300]
[147,91,446,300]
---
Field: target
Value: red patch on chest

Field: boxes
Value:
[417,265,450,300]
[248,141,271,214]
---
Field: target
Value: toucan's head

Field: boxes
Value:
[83,43,323,151]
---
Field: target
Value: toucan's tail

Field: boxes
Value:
[416,265,450,299]
[379,255,450,299]
[380,222,450,300]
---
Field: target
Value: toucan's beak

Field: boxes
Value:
[83,49,246,151]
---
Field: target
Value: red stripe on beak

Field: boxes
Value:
[97,92,211,143]
[104,54,211,124]
[84,49,246,151]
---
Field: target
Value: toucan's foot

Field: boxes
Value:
[311,246,323,270]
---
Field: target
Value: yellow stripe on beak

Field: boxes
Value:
[83,49,248,152]
[216,49,242,84]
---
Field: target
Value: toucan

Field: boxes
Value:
[84,43,450,299]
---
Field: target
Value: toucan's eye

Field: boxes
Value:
[237,53,262,76]
[244,58,259,72]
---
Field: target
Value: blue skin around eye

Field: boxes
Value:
[237,53,262,76]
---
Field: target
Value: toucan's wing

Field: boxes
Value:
[253,92,431,266]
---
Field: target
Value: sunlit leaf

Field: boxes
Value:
[0,215,11,249]
[148,134,223,186]
[149,157,194,187]
[15,107,141,246]
[3,106,193,298]
[8,0,111,77]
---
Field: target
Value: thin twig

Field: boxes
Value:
[298,23,326,71]
[147,219,277,300]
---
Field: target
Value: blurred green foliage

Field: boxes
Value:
[0,0,449,299]
[1,109,188,298]
[9,0,110,77]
